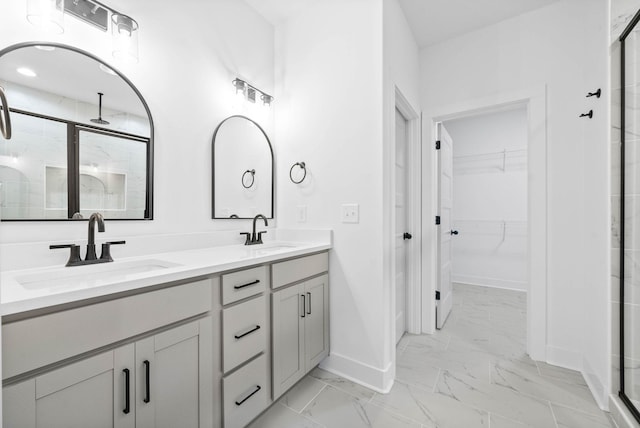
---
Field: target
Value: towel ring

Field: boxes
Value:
[289,162,306,184]
[242,169,255,188]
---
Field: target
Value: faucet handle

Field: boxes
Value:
[240,232,251,245]
[100,241,126,262]
[256,231,267,244]
[50,244,82,267]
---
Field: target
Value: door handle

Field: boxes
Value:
[301,294,306,318]
[403,232,412,240]
[450,230,459,235]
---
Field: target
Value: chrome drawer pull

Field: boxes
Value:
[235,385,261,406]
[234,279,260,290]
[234,325,261,340]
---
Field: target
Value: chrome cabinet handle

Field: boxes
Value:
[301,294,306,318]
[0,86,12,140]
[306,292,311,315]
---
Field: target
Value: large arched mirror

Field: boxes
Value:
[0,42,153,220]
[212,115,273,219]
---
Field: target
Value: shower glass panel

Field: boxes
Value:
[620,10,640,423]
[77,128,148,219]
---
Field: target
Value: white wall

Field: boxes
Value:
[445,107,528,291]
[0,0,275,261]
[420,0,610,407]
[274,0,408,391]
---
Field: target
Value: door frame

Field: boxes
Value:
[421,86,548,361]
[393,87,422,336]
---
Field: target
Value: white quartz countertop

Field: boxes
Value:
[0,241,331,316]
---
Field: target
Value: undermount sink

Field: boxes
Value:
[16,259,182,290]
[249,244,298,255]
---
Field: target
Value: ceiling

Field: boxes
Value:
[398,0,561,47]
[244,0,561,48]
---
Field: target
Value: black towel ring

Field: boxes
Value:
[242,169,255,188]
[289,162,307,184]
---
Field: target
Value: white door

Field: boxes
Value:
[436,123,454,329]
[395,108,408,343]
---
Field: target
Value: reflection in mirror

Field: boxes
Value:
[212,115,273,219]
[0,42,153,220]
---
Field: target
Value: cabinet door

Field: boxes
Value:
[304,274,329,370]
[272,283,305,399]
[3,345,135,428]
[136,317,212,428]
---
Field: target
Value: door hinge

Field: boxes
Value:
[435,216,441,225]
[435,140,441,150]
[435,290,441,300]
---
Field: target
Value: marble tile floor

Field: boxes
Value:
[250,283,616,428]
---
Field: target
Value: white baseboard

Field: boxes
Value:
[319,352,394,394]
[609,395,639,428]
[452,275,527,291]
[582,357,609,410]
[546,345,583,372]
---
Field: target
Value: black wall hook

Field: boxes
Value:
[586,89,601,98]
[580,110,593,119]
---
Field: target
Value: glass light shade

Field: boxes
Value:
[111,13,139,63]
[26,0,64,34]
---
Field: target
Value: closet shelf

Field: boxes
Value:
[453,219,527,242]
[453,147,527,174]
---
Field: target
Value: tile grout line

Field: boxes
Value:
[296,383,328,414]
[548,400,560,428]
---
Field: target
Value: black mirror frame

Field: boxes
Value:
[212,115,274,219]
[0,41,154,221]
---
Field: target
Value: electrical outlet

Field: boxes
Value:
[341,204,359,223]
[297,205,307,223]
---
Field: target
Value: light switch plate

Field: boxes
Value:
[341,204,359,223]
[297,205,307,223]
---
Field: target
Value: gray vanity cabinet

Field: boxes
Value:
[134,318,212,428]
[271,253,329,400]
[2,280,213,428]
[3,317,212,428]
[4,344,136,428]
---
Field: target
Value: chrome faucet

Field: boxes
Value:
[240,214,268,245]
[85,212,105,260]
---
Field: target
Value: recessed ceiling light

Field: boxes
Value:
[34,45,55,51]
[99,63,117,76]
[17,67,36,77]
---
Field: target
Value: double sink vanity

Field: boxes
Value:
[1,234,331,428]
[0,40,319,427]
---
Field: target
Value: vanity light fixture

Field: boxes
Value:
[26,0,140,63]
[26,0,65,34]
[232,78,274,107]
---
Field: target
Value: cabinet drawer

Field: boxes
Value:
[272,252,328,289]
[221,266,267,305]
[222,295,266,373]
[223,354,268,428]
[3,279,212,379]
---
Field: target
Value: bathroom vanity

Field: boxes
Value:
[0,242,330,428]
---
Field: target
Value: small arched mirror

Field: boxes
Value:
[0,42,153,220]
[212,115,273,219]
